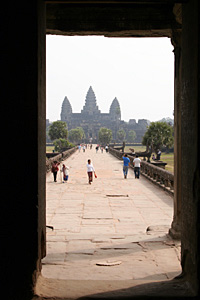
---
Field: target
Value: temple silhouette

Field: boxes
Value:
[60,86,149,142]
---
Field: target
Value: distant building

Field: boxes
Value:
[60,86,149,143]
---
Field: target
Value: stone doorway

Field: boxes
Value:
[40,32,180,296]
[2,1,199,299]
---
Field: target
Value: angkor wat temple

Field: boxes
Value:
[60,86,149,143]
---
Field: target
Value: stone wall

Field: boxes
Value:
[141,161,174,196]
[46,147,77,173]
[109,147,174,196]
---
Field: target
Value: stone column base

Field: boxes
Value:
[169,222,181,240]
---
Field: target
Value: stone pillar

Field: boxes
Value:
[1,1,46,299]
[181,0,200,292]
[169,31,182,240]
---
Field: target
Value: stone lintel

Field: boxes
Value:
[46,3,181,37]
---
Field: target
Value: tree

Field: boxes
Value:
[142,121,174,153]
[76,127,85,140]
[128,130,136,142]
[49,121,68,141]
[53,138,74,152]
[68,127,85,143]
[98,127,112,144]
[117,129,126,141]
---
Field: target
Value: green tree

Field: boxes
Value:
[53,138,74,152]
[49,121,68,141]
[142,121,174,152]
[98,127,112,144]
[128,130,136,142]
[76,127,85,140]
[68,127,85,143]
[117,129,126,141]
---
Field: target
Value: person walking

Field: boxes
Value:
[61,164,69,183]
[86,159,96,184]
[133,155,141,179]
[78,145,81,152]
[51,161,60,182]
[122,154,130,179]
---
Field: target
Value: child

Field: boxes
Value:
[62,164,69,183]
[152,154,156,160]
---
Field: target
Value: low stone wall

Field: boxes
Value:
[109,147,174,196]
[140,161,174,196]
[109,147,124,159]
[46,152,60,159]
[46,147,77,173]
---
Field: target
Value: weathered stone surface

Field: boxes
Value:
[46,3,181,37]
[42,147,181,293]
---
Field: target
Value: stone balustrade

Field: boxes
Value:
[46,146,77,173]
[140,161,174,195]
[109,146,174,196]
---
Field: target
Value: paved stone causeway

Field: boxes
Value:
[42,147,181,284]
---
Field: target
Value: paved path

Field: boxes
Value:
[39,146,181,298]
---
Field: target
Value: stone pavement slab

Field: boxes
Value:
[40,146,181,297]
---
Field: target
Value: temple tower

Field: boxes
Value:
[109,97,121,121]
[60,96,72,122]
[81,86,100,116]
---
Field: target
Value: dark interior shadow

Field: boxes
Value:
[77,277,196,300]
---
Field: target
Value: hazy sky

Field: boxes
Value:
[46,35,174,122]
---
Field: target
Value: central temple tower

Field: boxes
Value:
[81,86,100,116]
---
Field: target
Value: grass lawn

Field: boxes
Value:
[124,145,146,152]
[46,146,55,152]
[124,146,174,174]
[161,153,174,173]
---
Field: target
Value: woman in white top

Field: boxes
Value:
[87,159,96,184]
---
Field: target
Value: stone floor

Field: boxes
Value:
[37,146,181,299]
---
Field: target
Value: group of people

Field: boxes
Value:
[78,144,93,152]
[95,145,108,153]
[51,146,142,184]
[51,161,69,183]
[51,159,96,185]
[122,153,141,179]
[152,149,162,161]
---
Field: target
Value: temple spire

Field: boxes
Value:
[109,97,121,120]
[81,86,100,115]
[60,96,72,122]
